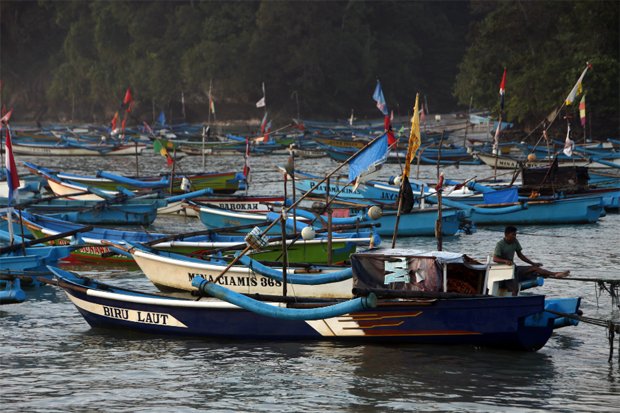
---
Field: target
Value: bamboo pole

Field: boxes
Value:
[326,177,333,265]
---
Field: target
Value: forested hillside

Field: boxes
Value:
[1,1,618,136]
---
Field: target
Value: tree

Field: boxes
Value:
[454,0,619,136]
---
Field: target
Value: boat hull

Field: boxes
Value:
[132,248,355,299]
[469,197,603,225]
[56,270,562,350]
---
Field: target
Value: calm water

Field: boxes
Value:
[1,152,619,412]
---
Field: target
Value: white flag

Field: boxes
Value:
[492,121,501,155]
[563,124,574,157]
[256,97,266,108]
[565,64,590,105]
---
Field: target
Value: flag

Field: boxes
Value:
[263,120,272,143]
[4,127,20,204]
[142,121,154,135]
[399,175,414,214]
[348,133,388,184]
[243,137,251,178]
[436,172,445,191]
[1,108,13,124]
[153,138,176,166]
[499,68,507,111]
[157,110,166,126]
[565,64,591,105]
[384,115,396,145]
[402,93,421,179]
[209,95,216,115]
[110,111,119,131]
[579,94,586,127]
[563,124,574,157]
[260,111,268,134]
[492,121,501,155]
[123,88,132,105]
[256,82,266,107]
[372,80,388,115]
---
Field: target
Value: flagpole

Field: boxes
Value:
[210,134,387,286]
[493,114,501,181]
[463,96,472,147]
[391,93,420,248]
[204,79,212,171]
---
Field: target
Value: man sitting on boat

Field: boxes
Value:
[493,226,570,292]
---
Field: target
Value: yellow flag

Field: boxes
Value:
[565,64,590,105]
[402,93,420,178]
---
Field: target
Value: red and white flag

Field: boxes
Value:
[243,137,251,182]
[563,124,574,157]
[1,108,13,124]
[4,126,20,204]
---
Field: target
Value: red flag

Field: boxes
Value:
[499,68,507,110]
[5,127,20,203]
[243,138,251,178]
[436,173,444,191]
[111,111,119,131]
[123,88,133,105]
[384,115,396,145]
[262,121,272,143]
[260,112,268,134]
[1,108,13,124]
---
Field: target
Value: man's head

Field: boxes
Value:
[504,225,518,243]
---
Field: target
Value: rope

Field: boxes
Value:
[546,309,620,363]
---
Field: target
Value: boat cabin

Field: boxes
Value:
[351,248,521,297]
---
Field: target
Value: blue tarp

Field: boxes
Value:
[483,187,518,204]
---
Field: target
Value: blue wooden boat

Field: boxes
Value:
[372,208,471,236]
[17,211,380,264]
[11,135,146,156]
[192,203,311,235]
[22,198,160,225]
[192,201,462,238]
[46,247,582,350]
[0,241,74,272]
[436,196,603,225]
[23,162,246,197]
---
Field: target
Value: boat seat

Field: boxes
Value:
[486,264,515,296]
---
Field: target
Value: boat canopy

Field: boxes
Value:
[351,248,486,294]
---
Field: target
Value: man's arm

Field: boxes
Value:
[516,251,541,266]
[493,255,513,265]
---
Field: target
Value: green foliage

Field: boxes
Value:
[2,0,615,136]
[454,0,619,136]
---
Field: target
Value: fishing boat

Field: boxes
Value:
[23,162,247,197]
[16,211,379,265]
[21,198,161,225]
[436,196,604,225]
[475,151,620,169]
[11,137,146,156]
[46,247,582,350]
[171,196,285,217]
[112,243,356,298]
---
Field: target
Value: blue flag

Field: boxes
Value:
[372,80,389,115]
[348,134,389,182]
[157,110,166,126]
